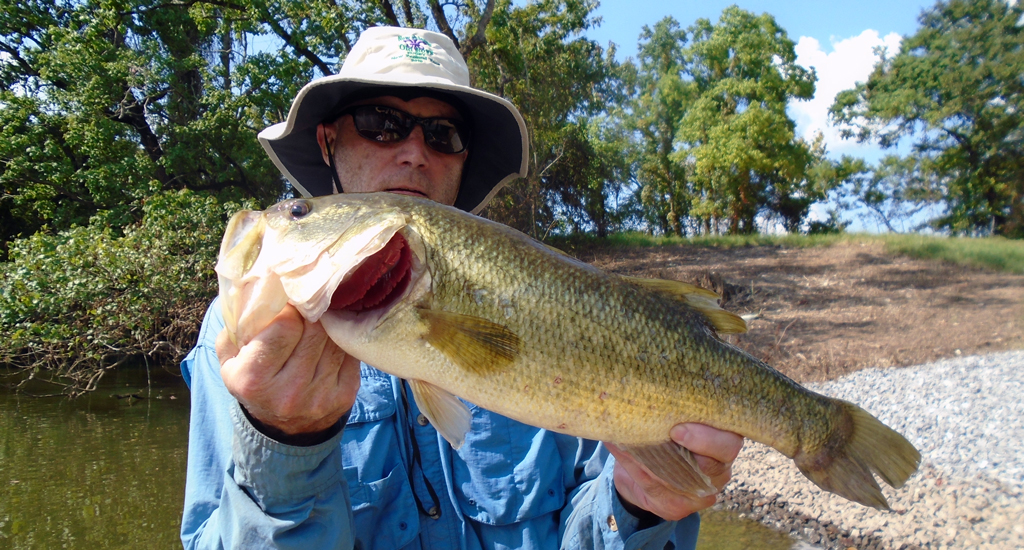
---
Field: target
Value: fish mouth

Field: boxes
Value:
[327,232,413,313]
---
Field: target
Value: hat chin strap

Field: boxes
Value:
[322,124,344,195]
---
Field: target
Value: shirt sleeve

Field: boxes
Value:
[179,300,355,550]
[557,438,701,550]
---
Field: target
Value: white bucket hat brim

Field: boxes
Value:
[258,27,529,214]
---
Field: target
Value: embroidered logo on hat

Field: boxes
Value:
[396,35,438,65]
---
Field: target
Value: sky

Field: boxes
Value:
[586,0,932,160]
[582,0,939,230]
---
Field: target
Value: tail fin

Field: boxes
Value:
[794,400,921,509]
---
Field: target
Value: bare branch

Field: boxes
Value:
[377,0,400,26]
[262,16,334,75]
[460,0,495,58]
[401,0,415,26]
[427,0,460,50]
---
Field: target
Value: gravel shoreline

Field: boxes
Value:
[713,350,1024,549]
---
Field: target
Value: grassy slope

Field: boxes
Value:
[552,232,1024,275]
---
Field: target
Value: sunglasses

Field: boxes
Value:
[339,105,470,154]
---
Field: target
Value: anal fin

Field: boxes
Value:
[408,379,472,450]
[619,441,717,498]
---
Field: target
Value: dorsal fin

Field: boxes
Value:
[623,276,747,334]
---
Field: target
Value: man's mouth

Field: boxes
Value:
[387,188,428,198]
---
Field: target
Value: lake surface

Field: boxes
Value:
[0,367,189,549]
[0,366,794,549]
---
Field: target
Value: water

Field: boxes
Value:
[0,367,190,549]
[697,509,799,549]
[0,367,797,549]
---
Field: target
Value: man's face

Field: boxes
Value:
[316,95,467,206]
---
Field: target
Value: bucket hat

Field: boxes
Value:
[258,26,529,214]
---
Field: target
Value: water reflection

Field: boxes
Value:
[0,366,797,549]
[0,367,190,549]
[697,508,798,549]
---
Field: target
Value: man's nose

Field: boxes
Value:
[395,125,431,167]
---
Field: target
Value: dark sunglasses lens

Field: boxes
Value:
[422,120,467,154]
[351,108,410,143]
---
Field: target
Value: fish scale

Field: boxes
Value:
[216,192,921,510]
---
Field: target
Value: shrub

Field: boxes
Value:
[0,190,256,395]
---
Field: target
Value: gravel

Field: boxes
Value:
[713,350,1024,549]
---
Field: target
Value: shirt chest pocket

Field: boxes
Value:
[451,408,566,525]
[342,369,419,549]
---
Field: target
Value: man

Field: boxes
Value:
[181,27,743,549]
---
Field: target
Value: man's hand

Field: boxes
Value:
[217,305,361,437]
[607,424,743,521]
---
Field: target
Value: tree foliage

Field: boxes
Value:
[831,0,1024,237]
[0,0,505,256]
[0,190,252,395]
[839,155,943,233]
[627,9,830,236]
[468,0,626,237]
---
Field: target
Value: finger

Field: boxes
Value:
[608,443,717,521]
[335,348,362,387]
[310,336,347,384]
[670,423,744,463]
[281,317,330,384]
[670,424,743,486]
[215,328,240,366]
[606,443,658,509]
[231,305,305,380]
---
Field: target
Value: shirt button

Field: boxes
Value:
[416,414,429,426]
[427,506,441,519]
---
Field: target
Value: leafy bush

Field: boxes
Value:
[0,190,256,395]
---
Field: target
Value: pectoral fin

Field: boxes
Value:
[408,379,472,450]
[619,441,717,498]
[623,276,747,334]
[419,309,520,375]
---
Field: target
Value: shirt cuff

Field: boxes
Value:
[229,401,345,510]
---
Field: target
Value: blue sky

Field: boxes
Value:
[581,1,940,230]
[587,1,932,60]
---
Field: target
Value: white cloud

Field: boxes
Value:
[788,30,903,159]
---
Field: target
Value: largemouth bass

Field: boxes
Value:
[216,192,920,509]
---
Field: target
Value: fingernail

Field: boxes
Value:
[670,424,691,445]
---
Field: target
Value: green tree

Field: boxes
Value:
[542,117,632,237]
[831,0,1024,237]
[468,0,623,237]
[678,7,819,234]
[0,0,503,256]
[0,0,292,238]
[629,17,691,236]
[627,9,825,236]
[841,155,942,233]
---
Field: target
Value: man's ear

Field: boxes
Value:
[316,122,337,166]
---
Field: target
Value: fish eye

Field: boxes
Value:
[289,200,311,218]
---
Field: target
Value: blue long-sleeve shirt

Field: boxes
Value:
[180,301,701,549]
